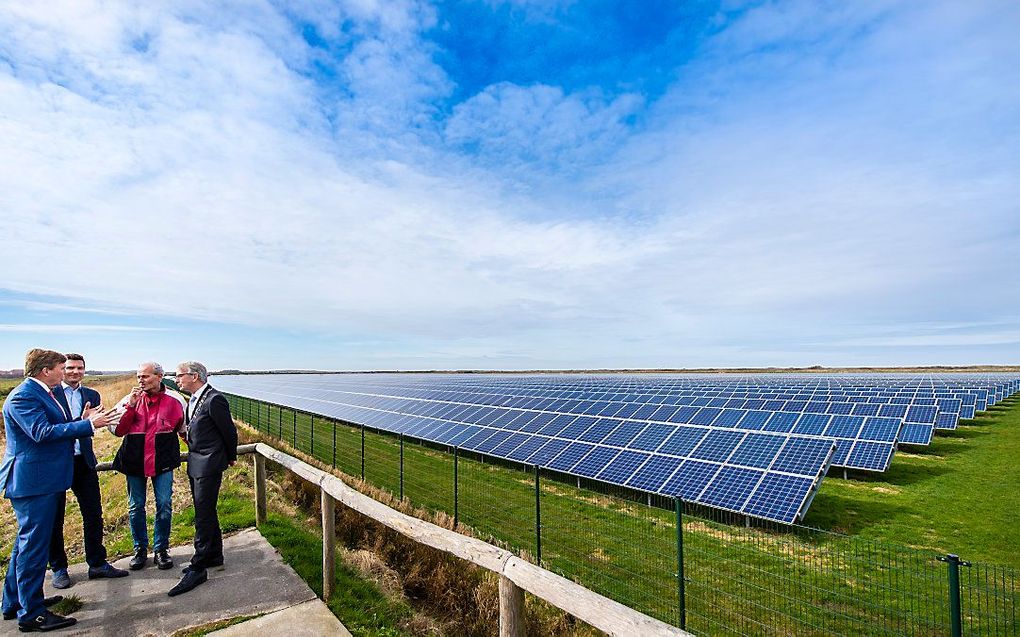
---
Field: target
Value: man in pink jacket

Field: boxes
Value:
[112,362,186,571]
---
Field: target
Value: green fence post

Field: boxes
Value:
[291,409,296,447]
[453,446,459,529]
[310,413,315,458]
[331,421,336,469]
[360,424,365,480]
[399,434,404,500]
[938,553,971,637]
[534,464,541,565]
[676,496,686,631]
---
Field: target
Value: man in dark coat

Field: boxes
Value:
[168,361,237,596]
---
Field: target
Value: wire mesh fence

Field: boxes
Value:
[225,393,1018,636]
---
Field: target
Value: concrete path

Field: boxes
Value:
[0,528,349,636]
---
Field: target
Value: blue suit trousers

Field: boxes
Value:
[2,493,59,621]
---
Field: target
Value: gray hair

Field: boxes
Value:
[139,361,164,376]
[178,361,208,383]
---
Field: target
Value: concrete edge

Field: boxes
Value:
[206,598,352,637]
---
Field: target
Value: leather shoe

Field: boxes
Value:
[128,547,148,570]
[50,569,71,590]
[17,610,76,632]
[167,569,207,597]
[154,550,174,571]
[88,562,129,579]
[3,597,62,621]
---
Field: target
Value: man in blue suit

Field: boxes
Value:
[48,353,128,589]
[1,349,118,632]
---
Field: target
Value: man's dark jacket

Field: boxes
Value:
[53,384,101,468]
[186,387,237,477]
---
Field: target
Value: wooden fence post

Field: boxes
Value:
[254,454,267,525]
[321,487,336,601]
[499,574,525,637]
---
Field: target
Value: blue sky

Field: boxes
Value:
[1,0,1018,371]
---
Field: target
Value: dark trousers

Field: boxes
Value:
[49,455,107,570]
[188,473,223,570]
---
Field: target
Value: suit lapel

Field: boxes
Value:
[29,379,68,422]
[53,386,73,421]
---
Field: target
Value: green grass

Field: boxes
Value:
[804,396,1020,565]
[259,513,412,636]
[0,377,20,394]
[231,393,1020,637]
[50,594,83,616]
[0,375,115,402]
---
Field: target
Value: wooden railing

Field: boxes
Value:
[101,442,689,636]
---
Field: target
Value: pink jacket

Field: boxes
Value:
[114,388,185,477]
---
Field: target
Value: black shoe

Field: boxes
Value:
[167,569,207,597]
[3,597,63,621]
[88,562,129,579]
[17,610,76,632]
[154,550,173,570]
[128,547,148,571]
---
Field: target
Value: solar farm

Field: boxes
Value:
[215,372,1020,635]
[214,372,1016,525]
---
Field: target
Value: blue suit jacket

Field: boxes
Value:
[52,384,101,469]
[0,379,95,498]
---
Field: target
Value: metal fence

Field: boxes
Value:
[225,393,1018,636]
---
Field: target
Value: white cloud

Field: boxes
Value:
[1,0,1018,368]
[444,82,641,170]
[0,324,168,333]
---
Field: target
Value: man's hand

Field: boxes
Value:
[88,407,122,430]
[127,387,144,408]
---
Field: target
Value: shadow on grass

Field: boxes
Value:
[836,459,951,486]
[801,491,907,535]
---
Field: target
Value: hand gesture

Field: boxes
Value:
[128,387,144,408]
[81,402,100,419]
[88,407,121,430]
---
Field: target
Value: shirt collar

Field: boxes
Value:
[61,381,81,393]
[191,382,210,402]
[29,377,53,392]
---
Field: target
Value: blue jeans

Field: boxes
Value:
[126,471,173,553]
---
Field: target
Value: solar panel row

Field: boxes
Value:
[212,373,1019,526]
